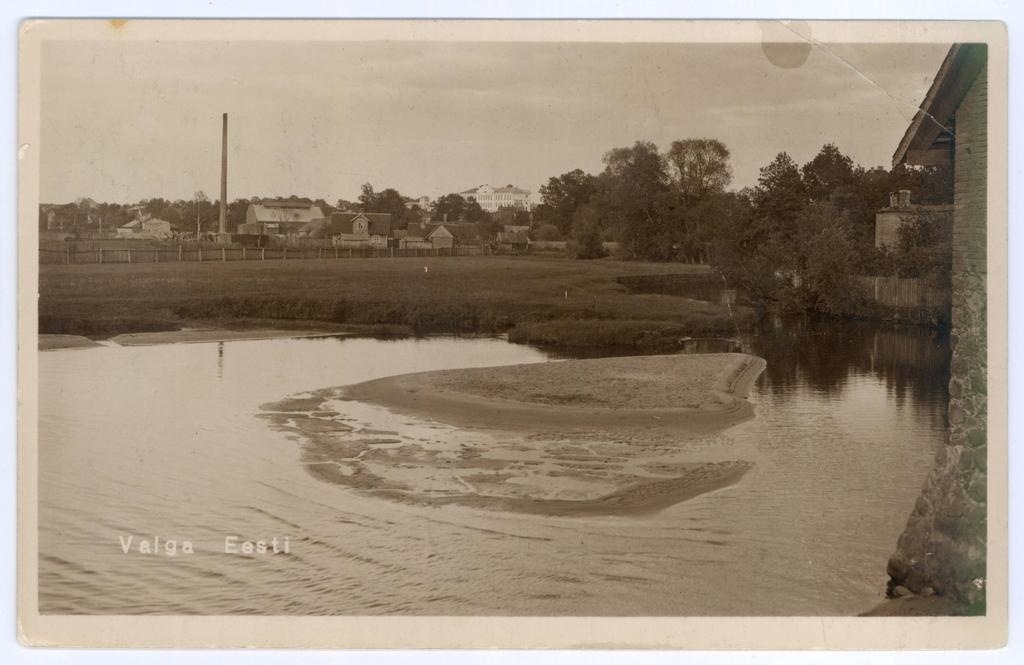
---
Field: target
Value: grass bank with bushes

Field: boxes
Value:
[39,255,752,351]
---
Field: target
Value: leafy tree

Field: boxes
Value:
[538,168,597,236]
[666,138,732,204]
[533,223,562,241]
[74,197,98,210]
[801,143,855,202]
[790,203,863,314]
[596,141,672,259]
[225,198,249,233]
[705,191,786,302]
[358,183,406,217]
[752,152,806,240]
[530,202,556,227]
[431,193,467,221]
[190,191,210,235]
[889,163,953,205]
[95,202,130,234]
[462,199,488,223]
[476,218,503,239]
[141,197,183,228]
[358,183,418,227]
[890,210,953,284]
[569,203,607,259]
[313,198,335,217]
[429,193,489,223]
[493,205,520,226]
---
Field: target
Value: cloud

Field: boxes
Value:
[40,40,950,203]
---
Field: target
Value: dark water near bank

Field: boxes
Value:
[38,318,949,615]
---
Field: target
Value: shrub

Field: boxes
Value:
[533,223,562,241]
[570,204,607,260]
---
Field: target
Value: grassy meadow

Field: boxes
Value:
[38,255,751,350]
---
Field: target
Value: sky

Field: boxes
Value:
[39,39,951,205]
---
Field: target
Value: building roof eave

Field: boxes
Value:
[892,43,987,168]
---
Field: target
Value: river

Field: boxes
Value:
[37,319,949,615]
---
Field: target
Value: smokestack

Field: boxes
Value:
[219,113,228,235]
[898,189,911,208]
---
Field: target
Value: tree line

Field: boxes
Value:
[43,183,535,239]
[40,194,320,236]
[531,139,952,314]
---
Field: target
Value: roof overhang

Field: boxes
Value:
[892,43,987,168]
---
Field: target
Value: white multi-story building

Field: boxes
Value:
[459,184,531,213]
[404,195,431,210]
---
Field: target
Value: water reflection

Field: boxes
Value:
[744,317,950,407]
[37,320,951,616]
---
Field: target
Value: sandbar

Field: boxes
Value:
[261,353,766,517]
[344,352,765,433]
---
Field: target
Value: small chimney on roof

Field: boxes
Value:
[889,190,912,209]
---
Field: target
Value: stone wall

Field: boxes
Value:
[886,64,987,610]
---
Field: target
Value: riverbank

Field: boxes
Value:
[861,595,957,616]
[39,325,392,350]
[38,334,101,350]
[108,328,350,346]
[260,352,765,517]
[39,256,753,352]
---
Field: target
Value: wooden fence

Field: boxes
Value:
[852,275,950,310]
[39,245,490,265]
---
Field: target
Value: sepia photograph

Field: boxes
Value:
[16,18,1007,649]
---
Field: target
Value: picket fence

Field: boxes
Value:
[39,244,489,265]
[851,275,950,310]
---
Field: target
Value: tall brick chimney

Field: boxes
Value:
[219,113,228,235]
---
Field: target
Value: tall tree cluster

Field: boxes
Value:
[711,143,952,313]
[430,193,487,223]
[534,137,952,314]
[536,138,734,260]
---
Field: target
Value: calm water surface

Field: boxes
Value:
[38,321,949,615]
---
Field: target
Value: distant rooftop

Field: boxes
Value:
[257,198,317,209]
[249,202,324,224]
[460,184,530,195]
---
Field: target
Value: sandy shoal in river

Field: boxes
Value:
[260,352,766,517]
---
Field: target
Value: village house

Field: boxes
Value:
[396,221,483,250]
[239,199,326,236]
[116,217,174,240]
[425,222,482,249]
[315,211,392,247]
[495,229,531,254]
[874,189,953,250]
[394,222,433,250]
[460,184,531,213]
